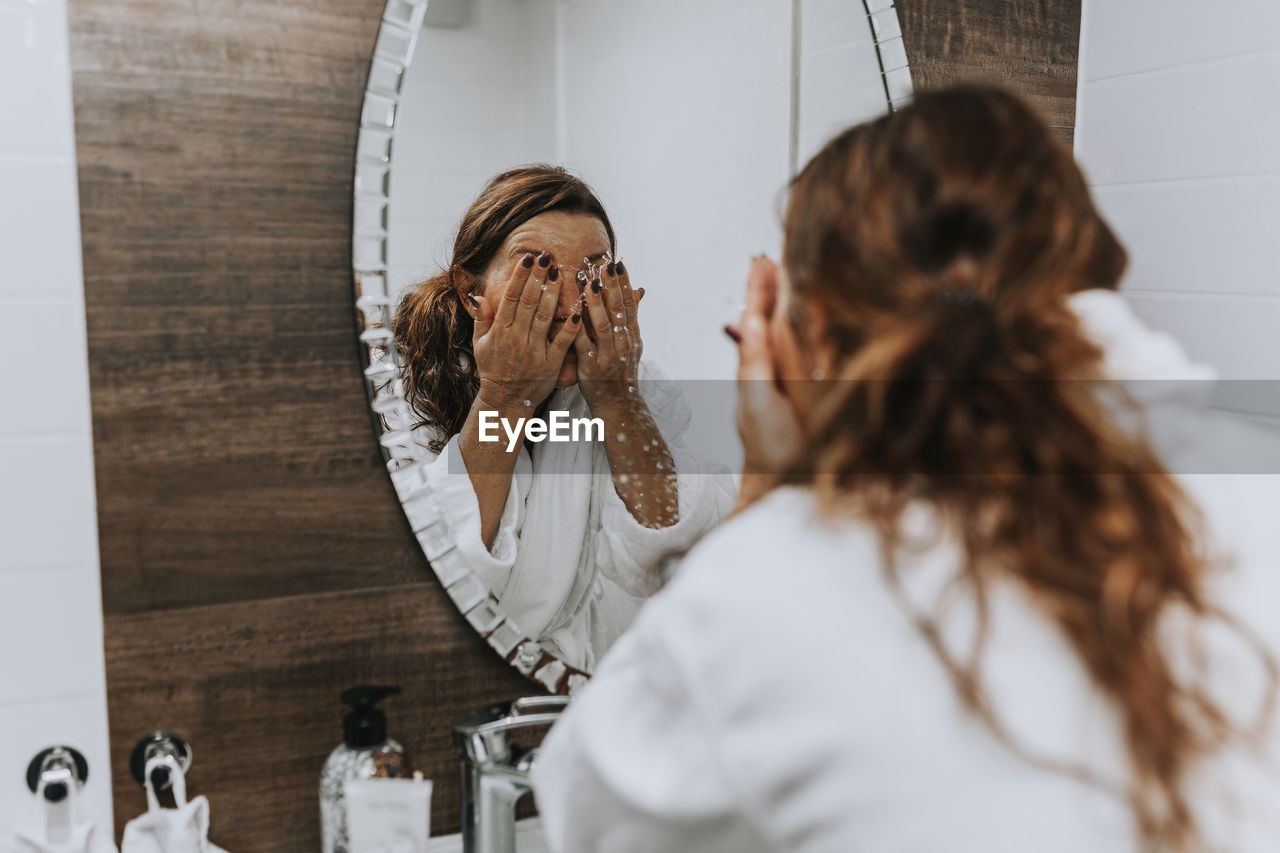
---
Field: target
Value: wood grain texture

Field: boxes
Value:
[70,0,531,845]
[72,0,1082,847]
[897,0,1082,140]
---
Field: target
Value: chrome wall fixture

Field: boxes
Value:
[129,730,194,794]
[26,745,90,804]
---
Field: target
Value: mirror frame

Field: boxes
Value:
[350,0,914,694]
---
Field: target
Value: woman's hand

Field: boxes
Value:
[573,260,645,411]
[469,251,581,413]
[730,256,804,504]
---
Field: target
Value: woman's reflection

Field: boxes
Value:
[393,165,735,672]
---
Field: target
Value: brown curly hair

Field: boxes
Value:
[392,164,615,450]
[771,85,1274,850]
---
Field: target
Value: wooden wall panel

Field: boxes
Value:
[70,0,531,845]
[897,0,1082,141]
[71,0,1080,847]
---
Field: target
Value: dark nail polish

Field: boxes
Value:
[466,294,478,308]
[592,278,602,294]
[723,324,742,344]
[616,261,627,275]
[538,251,552,268]
[522,254,535,269]
[549,265,559,281]
[572,313,581,324]
[607,261,617,277]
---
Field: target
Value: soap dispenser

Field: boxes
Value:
[320,685,411,853]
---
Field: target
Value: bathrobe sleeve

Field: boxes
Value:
[530,616,769,853]
[592,363,738,596]
[418,432,532,595]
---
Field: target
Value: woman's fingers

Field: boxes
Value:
[512,251,554,337]
[741,255,778,327]
[469,293,494,343]
[738,257,778,382]
[492,252,536,330]
[570,315,593,361]
[600,261,633,358]
[616,260,639,332]
[582,271,614,353]
[551,306,583,359]
[529,262,563,345]
[601,260,627,330]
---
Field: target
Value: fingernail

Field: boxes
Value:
[538,251,552,268]
[572,313,581,324]
[607,261,617,277]
[592,278,601,294]
[522,253,535,269]
[466,294,478,309]
[616,261,627,275]
[723,324,742,344]
[636,287,645,299]
[549,264,559,281]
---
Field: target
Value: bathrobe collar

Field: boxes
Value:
[1067,288,1216,383]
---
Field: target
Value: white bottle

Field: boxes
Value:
[320,686,411,853]
[345,773,434,853]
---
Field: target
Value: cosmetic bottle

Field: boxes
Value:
[320,685,411,853]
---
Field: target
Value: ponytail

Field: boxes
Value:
[392,271,477,452]
[774,84,1275,851]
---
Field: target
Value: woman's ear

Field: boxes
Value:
[451,267,480,297]
[796,293,837,379]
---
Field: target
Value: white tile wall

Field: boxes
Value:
[1075,0,1280,412]
[557,0,794,387]
[0,0,113,842]
[386,0,558,301]
[1080,0,1280,83]
[1077,52,1280,185]
[795,0,895,167]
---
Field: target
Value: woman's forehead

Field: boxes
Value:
[501,211,611,259]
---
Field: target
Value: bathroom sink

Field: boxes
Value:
[426,817,547,853]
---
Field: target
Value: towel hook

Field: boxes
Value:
[129,731,192,793]
[26,745,89,803]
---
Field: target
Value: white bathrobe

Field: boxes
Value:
[531,289,1280,852]
[413,359,736,671]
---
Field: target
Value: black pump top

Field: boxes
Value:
[341,685,401,748]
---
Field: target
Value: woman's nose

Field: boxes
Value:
[555,284,581,316]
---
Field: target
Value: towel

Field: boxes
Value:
[120,758,228,853]
[119,796,227,853]
[10,823,116,853]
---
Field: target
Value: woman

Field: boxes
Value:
[392,165,734,674]
[531,87,1280,850]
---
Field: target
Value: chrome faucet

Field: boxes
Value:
[453,696,569,853]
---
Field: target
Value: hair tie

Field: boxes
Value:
[928,286,987,308]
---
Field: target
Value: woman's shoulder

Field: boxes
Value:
[630,486,892,673]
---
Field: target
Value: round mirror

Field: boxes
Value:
[351,0,912,692]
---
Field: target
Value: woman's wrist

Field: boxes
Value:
[589,389,649,424]
[461,392,530,467]
[474,381,539,421]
